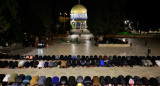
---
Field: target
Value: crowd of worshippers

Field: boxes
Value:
[0,73,160,86]
[1,54,160,68]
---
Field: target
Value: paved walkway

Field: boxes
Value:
[0,34,160,78]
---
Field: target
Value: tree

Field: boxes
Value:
[28,0,55,40]
[0,0,22,46]
[87,0,126,36]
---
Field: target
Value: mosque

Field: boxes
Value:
[70,1,90,34]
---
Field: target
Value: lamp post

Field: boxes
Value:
[60,12,68,29]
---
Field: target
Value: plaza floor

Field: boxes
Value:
[0,34,160,78]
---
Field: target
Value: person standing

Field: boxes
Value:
[147,48,151,56]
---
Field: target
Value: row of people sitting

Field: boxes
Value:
[0,73,160,86]
[1,54,160,62]
[0,58,160,69]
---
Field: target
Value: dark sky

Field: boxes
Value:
[53,0,159,21]
[18,0,160,25]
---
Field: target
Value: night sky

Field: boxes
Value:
[18,0,160,25]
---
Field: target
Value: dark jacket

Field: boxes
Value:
[68,76,77,86]
[44,77,52,86]
[141,77,150,85]
[156,76,160,84]
[67,60,71,67]
[105,76,112,84]
[37,76,46,85]
[12,61,18,68]
[83,76,92,85]
[23,61,30,68]
[99,76,105,86]
[117,75,126,85]
[150,77,158,86]
[33,61,39,68]
[96,60,100,66]
[112,77,118,86]
[23,75,32,85]
[16,74,25,83]
[0,74,5,83]
[77,60,81,66]
[44,62,49,67]
[48,61,54,67]
[86,60,90,67]
[60,76,67,85]
[77,76,83,83]
[81,60,85,67]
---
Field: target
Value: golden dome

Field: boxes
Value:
[71,4,87,14]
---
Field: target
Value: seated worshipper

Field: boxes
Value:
[60,60,67,68]
[18,61,25,68]
[105,76,113,85]
[155,60,160,67]
[77,76,83,84]
[8,61,13,68]
[141,58,148,66]
[156,76,160,84]
[125,75,132,85]
[81,60,86,67]
[33,61,39,68]
[23,61,30,68]
[44,61,49,68]
[29,61,34,67]
[133,76,142,86]
[112,77,118,86]
[86,60,91,67]
[54,61,58,67]
[141,77,150,85]
[30,76,39,86]
[77,60,81,67]
[55,55,60,60]
[77,55,81,60]
[71,60,77,68]
[83,76,92,85]
[129,78,134,86]
[92,76,101,86]
[67,60,72,67]
[95,60,100,67]
[2,74,11,86]
[52,76,60,86]
[149,77,158,86]
[11,61,18,68]
[15,74,25,83]
[146,59,153,66]
[100,59,105,67]
[91,60,96,67]
[99,76,105,86]
[68,76,77,86]
[37,61,44,69]
[2,74,11,82]
[8,73,18,83]
[37,76,46,86]
[0,74,5,83]
[117,75,126,85]
[48,61,54,67]
[57,61,62,68]
[60,76,68,85]
[44,77,52,86]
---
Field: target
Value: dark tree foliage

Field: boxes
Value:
[87,0,126,36]
[126,0,160,32]
[0,0,23,46]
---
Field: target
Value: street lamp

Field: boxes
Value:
[59,12,68,29]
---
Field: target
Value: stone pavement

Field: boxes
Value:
[0,34,160,78]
